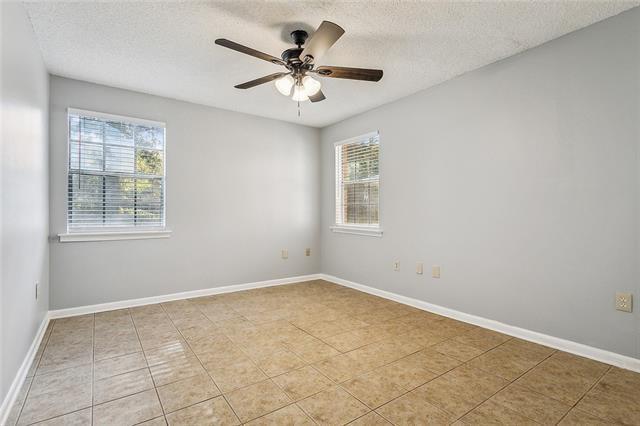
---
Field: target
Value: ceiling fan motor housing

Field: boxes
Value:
[290,30,308,47]
[281,47,303,64]
[282,30,309,66]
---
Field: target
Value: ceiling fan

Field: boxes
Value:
[215,21,383,103]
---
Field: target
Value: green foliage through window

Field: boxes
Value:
[67,111,165,230]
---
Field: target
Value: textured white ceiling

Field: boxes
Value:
[24,1,638,127]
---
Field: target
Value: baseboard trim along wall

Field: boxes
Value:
[320,274,640,373]
[0,315,51,426]
[5,271,638,421]
[48,274,323,319]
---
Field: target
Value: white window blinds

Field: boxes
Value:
[335,131,380,227]
[67,109,166,232]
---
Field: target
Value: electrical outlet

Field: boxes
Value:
[281,249,288,260]
[416,262,423,275]
[393,261,400,271]
[305,248,311,257]
[35,282,39,300]
[615,292,633,312]
[432,265,441,279]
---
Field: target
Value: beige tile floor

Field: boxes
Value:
[6,280,640,425]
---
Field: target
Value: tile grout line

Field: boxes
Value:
[553,364,613,425]
[450,342,559,424]
[129,307,168,425]
[344,346,463,424]
[346,410,377,425]
[196,303,247,423]
[19,407,93,426]
[293,400,321,425]
[510,353,613,421]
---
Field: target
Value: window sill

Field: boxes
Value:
[330,225,383,237]
[58,230,172,242]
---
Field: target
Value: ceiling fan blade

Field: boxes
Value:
[309,90,326,103]
[315,66,383,82]
[215,39,285,66]
[234,72,289,89]
[300,21,345,63]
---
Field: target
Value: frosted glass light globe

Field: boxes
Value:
[291,84,309,102]
[302,75,321,96]
[275,75,294,96]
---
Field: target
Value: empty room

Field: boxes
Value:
[1,0,639,425]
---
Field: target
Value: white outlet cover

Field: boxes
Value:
[281,249,288,259]
[432,265,441,278]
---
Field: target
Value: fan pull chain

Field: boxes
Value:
[298,100,301,117]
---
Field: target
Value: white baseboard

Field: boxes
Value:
[0,314,50,426]
[320,274,640,373]
[49,274,322,319]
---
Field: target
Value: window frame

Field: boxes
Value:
[58,108,170,242]
[331,131,383,237]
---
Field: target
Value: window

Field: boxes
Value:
[333,131,381,236]
[66,109,166,235]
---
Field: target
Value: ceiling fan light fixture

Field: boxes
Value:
[291,84,309,102]
[216,21,383,109]
[275,74,294,96]
[302,75,321,96]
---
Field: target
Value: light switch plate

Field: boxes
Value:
[281,249,288,259]
[393,261,400,271]
[615,292,632,312]
[305,248,311,256]
[416,262,423,275]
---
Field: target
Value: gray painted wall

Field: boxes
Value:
[1,2,50,402]
[320,8,640,358]
[49,77,320,309]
